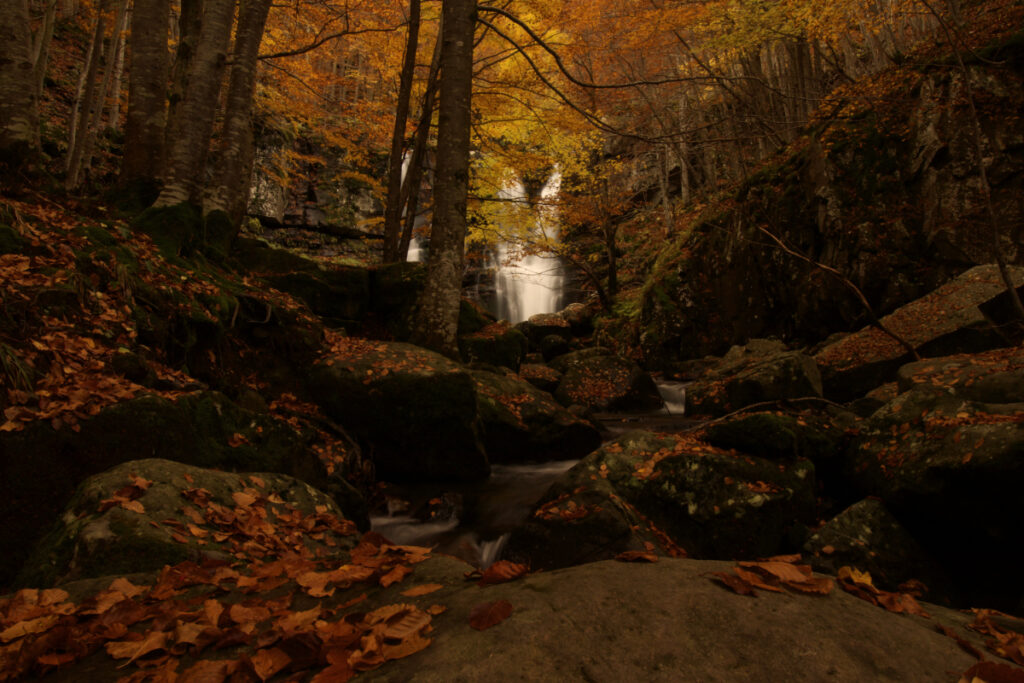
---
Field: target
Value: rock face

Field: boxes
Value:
[0,391,344,589]
[844,385,1024,609]
[471,370,601,463]
[684,340,823,416]
[895,346,1024,403]
[362,559,979,683]
[458,320,528,370]
[550,349,662,412]
[814,265,1024,400]
[507,430,816,569]
[309,339,489,482]
[17,459,355,587]
[639,57,1024,367]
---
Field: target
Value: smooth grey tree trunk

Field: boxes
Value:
[0,0,38,177]
[410,0,475,358]
[154,0,235,207]
[205,0,273,224]
[119,0,169,190]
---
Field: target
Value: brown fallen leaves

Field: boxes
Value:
[967,609,1024,667]
[466,561,529,587]
[469,600,513,631]
[711,555,834,597]
[0,484,442,682]
[836,566,928,617]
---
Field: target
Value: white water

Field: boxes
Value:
[656,381,688,415]
[369,459,578,568]
[492,174,564,323]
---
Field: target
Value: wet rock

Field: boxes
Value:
[507,430,816,570]
[308,339,489,483]
[552,351,662,412]
[804,498,952,598]
[471,369,601,464]
[815,265,1024,401]
[515,312,572,348]
[17,459,355,587]
[702,411,842,461]
[844,385,1024,610]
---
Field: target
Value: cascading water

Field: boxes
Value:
[491,174,565,323]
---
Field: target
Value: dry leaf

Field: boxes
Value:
[401,584,444,597]
[469,600,513,631]
[614,551,658,563]
[477,561,528,586]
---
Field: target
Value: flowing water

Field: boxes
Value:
[491,175,565,323]
[370,460,579,567]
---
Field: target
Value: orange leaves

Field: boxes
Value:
[97,474,152,514]
[469,600,513,631]
[711,555,834,596]
[471,561,529,587]
[967,610,1024,667]
[836,566,928,617]
[400,584,443,597]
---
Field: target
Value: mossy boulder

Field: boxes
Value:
[0,391,356,589]
[815,265,1024,401]
[703,411,841,461]
[515,312,572,349]
[459,321,528,371]
[308,340,489,482]
[471,369,601,464]
[895,347,1024,404]
[686,343,823,416]
[17,459,355,587]
[843,385,1024,610]
[131,202,203,259]
[803,498,952,598]
[551,350,661,412]
[508,430,816,569]
[518,363,562,393]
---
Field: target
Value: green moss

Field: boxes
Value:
[132,202,203,259]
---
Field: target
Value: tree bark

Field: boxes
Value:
[204,0,272,225]
[64,5,106,188]
[163,0,203,163]
[410,0,475,358]
[0,0,38,178]
[119,0,169,190]
[398,18,443,261]
[32,0,58,105]
[382,0,421,263]
[154,0,235,207]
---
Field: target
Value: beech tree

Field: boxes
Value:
[0,0,39,180]
[410,0,476,358]
[119,0,170,194]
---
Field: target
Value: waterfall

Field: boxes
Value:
[492,174,565,323]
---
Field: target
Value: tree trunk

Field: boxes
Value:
[32,0,58,105]
[64,5,106,188]
[382,0,422,263]
[154,0,235,207]
[205,0,272,225]
[106,9,128,132]
[410,0,475,358]
[163,0,203,163]
[0,0,38,180]
[66,0,128,189]
[119,0,169,191]
[397,18,442,261]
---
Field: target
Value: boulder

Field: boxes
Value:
[515,312,572,348]
[17,459,356,587]
[559,301,594,336]
[308,339,489,482]
[702,411,843,461]
[0,391,349,589]
[896,347,1024,403]
[507,430,816,570]
[803,498,952,598]
[471,370,601,464]
[552,350,662,412]
[685,341,823,416]
[844,385,1024,610]
[458,321,528,371]
[815,265,1024,401]
[518,363,562,393]
[539,333,571,361]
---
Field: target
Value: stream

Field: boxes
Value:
[370,382,696,567]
